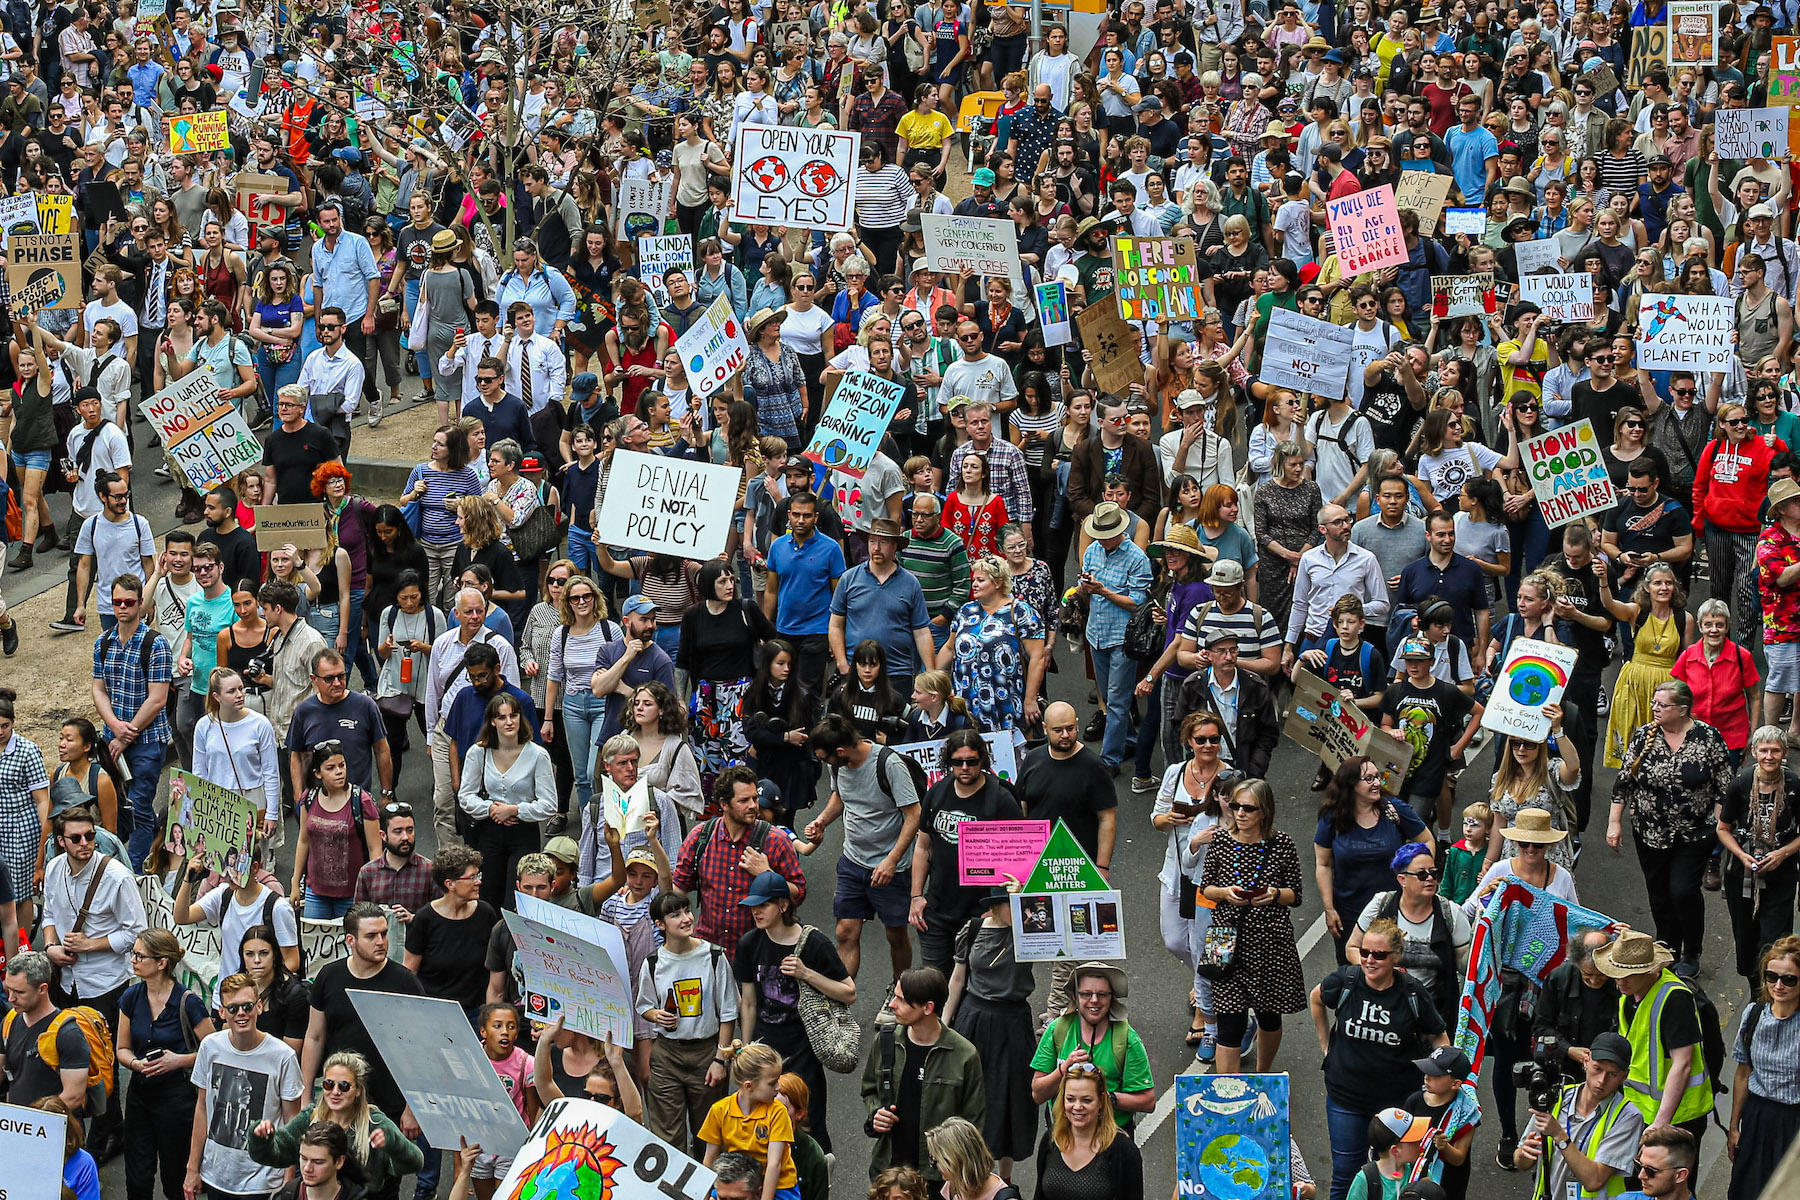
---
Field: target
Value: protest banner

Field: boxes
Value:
[497,1099,717,1200]
[958,820,1052,886]
[803,369,905,478]
[1110,234,1203,321]
[593,449,740,560]
[1518,272,1593,322]
[163,769,259,887]
[891,732,1019,790]
[1037,280,1072,346]
[35,192,72,234]
[1326,185,1409,275]
[168,110,230,153]
[1481,638,1580,742]
[1636,294,1734,370]
[1395,171,1452,233]
[1521,420,1617,528]
[1260,308,1353,400]
[672,293,748,402]
[1713,106,1790,159]
[0,1100,65,1200]
[1513,238,1562,276]
[0,192,39,249]
[85,179,127,225]
[1628,21,1667,88]
[504,909,638,1045]
[1443,207,1487,237]
[1075,301,1145,396]
[615,176,673,241]
[6,232,79,314]
[1667,1,1717,66]
[921,213,1025,300]
[234,173,290,246]
[1012,821,1124,960]
[1774,37,1800,154]
[349,991,530,1156]
[1284,668,1411,794]
[1175,1076,1292,1200]
[138,372,263,493]
[1431,273,1492,319]
[638,234,691,307]
[252,503,329,550]
[731,125,860,231]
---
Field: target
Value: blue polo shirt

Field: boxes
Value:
[830,562,931,676]
[445,682,541,759]
[767,531,845,636]
[1395,552,1490,645]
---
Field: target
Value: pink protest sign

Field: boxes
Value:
[958,820,1053,886]
[1327,185,1410,275]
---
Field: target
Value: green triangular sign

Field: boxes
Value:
[1022,819,1108,893]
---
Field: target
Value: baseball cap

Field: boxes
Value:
[543,836,580,865]
[621,595,657,617]
[1400,638,1435,660]
[1588,1032,1631,1068]
[1374,1108,1432,1144]
[739,870,792,907]
[972,168,996,186]
[1414,1046,1473,1079]
[570,372,599,401]
[624,848,659,870]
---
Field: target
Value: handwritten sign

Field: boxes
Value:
[503,908,638,1045]
[496,1100,716,1200]
[673,293,747,402]
[1518,272,1594,323]
[594,449,739,560]
[1283,667,1411,794]
[958,820,1052,885]
[6,231,79,314]
[1636,294,1734,371]
[1713,107,1790,159]
[1521,420,1617,528]
[1513,237,1562,277]
[1327,185,1409,275]
[163,769,260,887]
[1076,301,1145,396]
[1481,637,1580,742]
[1395,171,1453,234]
[253,503,328,550]
[1773,37,1800,154]
[804,369,905,479]
[1260,307,1354,400]
[1444,207,1488,236]
[1037,280,1072,346]
[1628,22,1668,89]
[920,212,1025,302]
[234,172,289,245]
[731,125,860,231]
[0,1100,66,1200]
[139,372,263,493]
[1431,273,1493,319]
[615,176,672,241]
[1177,1076,1292,1200]
[0,192,39,249]
[1667,1,1717,66]
[1111,235,1202,321]
[35,192,72,234]
[638,233,691,307]
[168,110,231,153]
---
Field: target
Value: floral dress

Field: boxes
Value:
[1613,720,1735,851]
[949,598,1046,739]
[1010,558,1059,641]
[741,343,806,442]
[1488,761,1580,867]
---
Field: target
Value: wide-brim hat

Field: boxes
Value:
[1593,930,1674,979]
[1153,524,1202,555]
[866,517,905,542]
[1083,501,1130,541]
[746,307,786,339]
[1075,216,1105,239]
[1263,120,1291,139]
[1056,961,1129,1017]
[1502,177,1535,199]
[1499,807,1569,844]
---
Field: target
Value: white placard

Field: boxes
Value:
[921,212,1026,300]
[1261,307,1355,400]
[1513,237,1562,276]
[1444,207,1488,236]
[0,1100,64,1200]
[1519,272,1594,322]
[615,176,673,241]
[1480,637,1581,742]
[1714,106,1789,158]
[1011,890,1126,961]
[731,125,860,231]
[503,908,638,1045]
[496,1099,716,1200]
[638,234,691,307]
[136,370,263,493]
[1636,294,1735,371]
[0,192,40,250]
[594,449,740,560]
[672,293,748,402]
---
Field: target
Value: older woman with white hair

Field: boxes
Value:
[1717,726,1800,994]
[1671,596,1762,770]
[936,554,1048,742]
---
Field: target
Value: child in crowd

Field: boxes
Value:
[904,670,974,741]
[899,455,941,525]
[639,891,738,1156]
[1442,801,1491,905]
[866,1166,929,1200]
[700,1043,796,1200]
[1346,1109,1430,1200]
[1402,1048,1479,1200]
[776,1074,830,1200]
[473,1002,536,1197]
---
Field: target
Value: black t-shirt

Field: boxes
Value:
[1540,552,1610,674]
[1601,496,1688,560]
[1018,745,1117,857]
[3,1009,91,1108]
[262,421,340,503]
[1381,677,1473,798]
[1569,379,1630,436]
[309,960,423,1118]
[485,921,520,1005]
[733,927,849,1033]
[198,527,262,591]
[1135,118,1182,159]
[1362,374,1423,456]
[256,975,312,1045]
[1324,639,1387,699]
[921,776,1023,929]
[1623,981,1702,1055]
[1320,964,1446,1112]
[405,900,500,1014]
[1403,1087,1472,1200]
[892,1035,931,1170]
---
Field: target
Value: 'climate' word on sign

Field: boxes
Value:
[1326,185,1409,274]
[1635,294,1735,370]
[730,125,860,230]
[1112,235,1202,320]
[1522,419,1617,528]
[594,450,739,561]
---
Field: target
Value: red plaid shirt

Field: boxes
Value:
[353,853,437,913]
[672,819,806,959]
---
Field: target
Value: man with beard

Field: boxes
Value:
[602,304,669,422]
[196,486,260,587]
[352,803,435,923]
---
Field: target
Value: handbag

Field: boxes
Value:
[794,924,862,1072]
[1124,586,1165,662]
[510,490,560,561]
[1195,919,1237,981]
[408,293,431,352]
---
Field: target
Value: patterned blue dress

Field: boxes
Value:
[949,598,1046,738]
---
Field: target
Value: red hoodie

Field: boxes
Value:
[1692,433,1788,535]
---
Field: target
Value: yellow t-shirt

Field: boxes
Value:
[896,109,955,151]
[699,1095,797,1188]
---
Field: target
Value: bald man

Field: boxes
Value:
[1282,504,1390,673]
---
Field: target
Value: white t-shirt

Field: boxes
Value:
[75,512,156,617]
[198,884,300,1004]
[939,354,1019,413]
[1355,891,1474,996]
[1416,442,1502,505]
[84,297,141,341]
[780,305,836,356]
[1346,321,1400,409]
[192,1032,304,1194]
[64,420,130,518]
[830,452,906,532]
[1306,408,1375,503]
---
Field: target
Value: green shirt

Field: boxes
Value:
[1442,840,1484,906]
[1028,1016,1154,1129]
[899,527,972,624]
[1345,1162,1407,1200]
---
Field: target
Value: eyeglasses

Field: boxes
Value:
[1399,868,1442,881]
[1075,989,1112,1001]
[1765,969,1800,988]
[320,1078,356,1093]
[1634,1163,1670,1180]
[222,1000,258,1015]
[63,830,97,843]
[458,872,483,883]
[1360,949,1394,961]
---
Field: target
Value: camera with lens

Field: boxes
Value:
[245,652,273,684]
[1512,1035,1563,1113]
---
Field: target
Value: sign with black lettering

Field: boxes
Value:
[730,125,861,231]
[593,450,739,560]
[0,1100,61,1200]
[5,231,79,314]
[496,1099,716,1200]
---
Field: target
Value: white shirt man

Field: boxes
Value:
[500,308,566,415]
[937,321,1019,414]
[42,808,146,1004]
[297,324,368,419]
[438,310,507,407]
[187,977,304,1199]
[63,388,130,524]
[1283,505,1391,661]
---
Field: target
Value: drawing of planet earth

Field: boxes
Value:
[1198,1133,1271,1199]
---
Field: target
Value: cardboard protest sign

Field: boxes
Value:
[638,234,691,307]
[1628,21,1667,88]
[496,1099,716,1200]
[1431,273,1493,319]
[1395,171,1452,233]
[1713,107,1790,159]
[0,1100,66,1200]
[804,369,905,478]
[731,125,860,231]
[234,173,290,245]
[1667,1,1717,66]
[1444,207,1487,237]
[1011,820,1125,961]
[0,192,39,249]
[163,769,260,887]
[1481,638,1580,742]
[1284,668,1411,795]
[615,176,672,241]
[348,991,530,1157]
[958,820,1052,886]
[672,294,748,401]
[168,110,230,153]
[1513,238,1562,277]
[1260,307,1353,400]
[1037,280,1072,346]
[6,232,79,314]
[252,503,328,550]
[1773,37,1800,154]
[1521,420,1617,528]
[1518,273,1593,322]
[35,192,72,234]
[594,449,739,560]
[770,19,810,47]
[503,909,638,1045]
[1111,234,1203,321]
[1075,301,1145,396]
[138,373,262,493]
[1326,185,1409,275]
[891,732,1019,790]
[921,213,1025,301]
[1176,1075,1293,1200]
[1636,294,1734,371]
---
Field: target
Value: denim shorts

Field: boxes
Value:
[9,447,51,472]
[834,855,911,927]
[1768,640,1800,693]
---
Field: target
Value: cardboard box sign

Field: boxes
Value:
[253,503,328,550]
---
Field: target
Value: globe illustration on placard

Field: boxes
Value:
[1198,1133,1271,1199]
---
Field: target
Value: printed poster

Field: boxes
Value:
[1036,280,1072,346]
[958,819,1052,886]
[1394,171,1452,234]
[1326,184,1409,275]
[1011,820,1125,961]
[137,371,263,493]
[614,176,672,241]
[503,909,638,1045]
[803,369,905,479]
[1480,638,1580,742]
[0,191,39,249]
[1713,107,1790,159]
[1521,420,1617,529]
[1260,308,1353,400]
[593,449,740,560]
[920,213,1025,301]
[1636,294,1734,371]
[731,125,860,231]
[1175,1075,1292,1200]
[163,768,260,887]
[1111,235,1202,321]
[890,732,1019,789]
[671,293,748,401]
[1075,301,1145,396]
[168,110,231,153]
[496,1100,715,1200]
[6,231,80,314]
[637,234,691,307]
[1431,273,1493,319]
[1667,1,1717,67]
[1518,272,1594,323]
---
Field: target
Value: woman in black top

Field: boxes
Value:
[241,924,310,1054]
[1034,1066,1144,1200]
[6,314,59,569]
[742,639,821,824]
[363,506,428,633]
[677,560,776,803]
[450,496,527,629]
[118,928,216,1200]
[403,845,499,1019]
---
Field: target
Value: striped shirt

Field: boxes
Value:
[405,464,483,546]
[1180,598,1282,658]
[900,526,973,623]
[547,621,625,694]
[853,163,914,229]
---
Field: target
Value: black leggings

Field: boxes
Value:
[1216,1009,1282,1044]
[1487,1023,1530,1142]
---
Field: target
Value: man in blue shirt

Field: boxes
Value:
[125,42,163,107]
[308,199,381,415]
[1080,502,1152,772]
[590,596,676,744]
[1445,94,1498,207]
[1395,512,1492,664]
[764,491,845,698]
[829,519,935,699]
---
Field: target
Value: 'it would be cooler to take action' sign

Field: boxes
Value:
[1522,419,1617,529]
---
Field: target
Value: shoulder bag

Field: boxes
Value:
[794,924,862,1072]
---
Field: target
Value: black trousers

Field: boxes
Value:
[1636,837,1710,962]
[343,324,380,409]
[1722,861,1798,983]
[857,223,904,277]
[1562,669,1603,830]
[470,817,543,913]
[124,1072,198,1200]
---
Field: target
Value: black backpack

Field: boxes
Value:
[869,745,929,809]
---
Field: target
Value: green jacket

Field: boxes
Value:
[859,1022,986,1181]
[247,1107,424,1190]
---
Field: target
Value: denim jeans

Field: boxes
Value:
[567,525,597,574]
[563,690,607,811]
[1134,676,1162,778]
[1324,1097,1375,1200]
[303,890,356,919]
[347,588,375,690]
[412,1128,440,1200]
[1090,644,1137,767]
[123,738,168,870]
[653,623,681,661]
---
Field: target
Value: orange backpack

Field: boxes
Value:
[2,1006,117,1100]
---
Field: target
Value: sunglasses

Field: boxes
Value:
[1399,868,1442,881]
[1671,387,1696,396]
[63,830,97,843]
[948,756,982,767]
[317,322,343,331]
[1360,949,1394,961]
[1194,734,1222,745]
[222,1001,258,1015]
[1227,802,1260,813]
[1634,1163,1670,1179]
[382,802,413,815]
[320,1078,356,1093]
[1765,969,1800,988]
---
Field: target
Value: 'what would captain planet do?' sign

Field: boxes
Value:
[594,451,740,561]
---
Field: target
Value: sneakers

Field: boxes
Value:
[7,543,31,570]
[1194,1030,1216,1064]
[1131,775,1156,793]
[154,462,172,480]
[0,619,15,656]
[49,617,84,634]
[1496,1137,1518,1171]
[367,392,385,429]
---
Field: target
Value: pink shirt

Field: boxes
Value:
[489,1046,532,1117]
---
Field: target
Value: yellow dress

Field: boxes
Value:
[1605,611,1681,768]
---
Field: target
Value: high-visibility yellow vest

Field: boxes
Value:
[1529,1085,1634,1200]
[1619,969,1713,1126]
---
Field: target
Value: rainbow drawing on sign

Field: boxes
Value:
[1505,655,1569,706]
